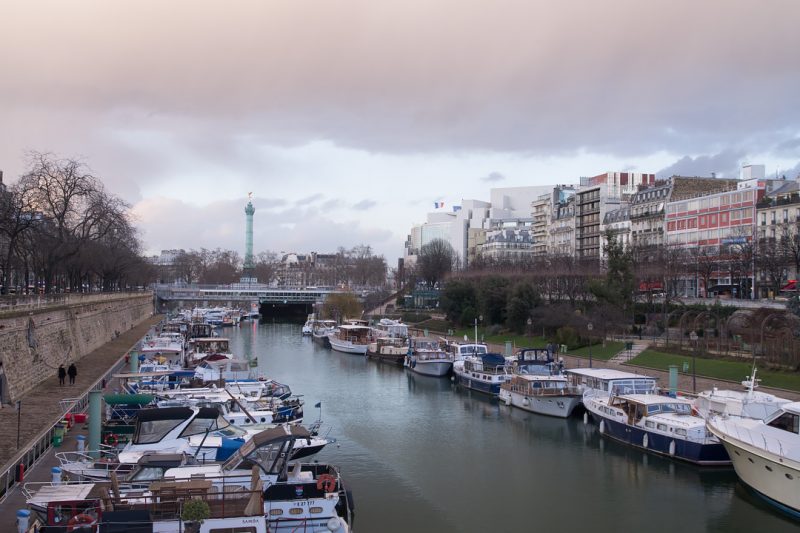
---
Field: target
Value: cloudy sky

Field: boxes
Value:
[1,0,799,261]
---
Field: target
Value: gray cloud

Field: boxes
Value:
[321,198,343,210]
[481,171,505,183]
[353,199,376,210]
[657,149,747,180]
[296,194,324,206]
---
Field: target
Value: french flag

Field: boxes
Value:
[434,201,445,209]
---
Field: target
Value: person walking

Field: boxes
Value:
[58,365,66,386]
[67,363,77,385]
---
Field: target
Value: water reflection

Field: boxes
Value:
[225,322,798,533]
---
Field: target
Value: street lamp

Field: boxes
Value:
[587,322,594,368]
[689,330,698,393]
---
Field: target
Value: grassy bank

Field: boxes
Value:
[628,349,800,391]
[567,341,625,361]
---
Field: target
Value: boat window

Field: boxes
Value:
[134,418,185,444]
[178,416,217,438]
[675,428,687,436]
[767,412,800,434]
[656,423,668,431]
[130,466,167,481]
[647,405,662,415]
[645,421,655,429]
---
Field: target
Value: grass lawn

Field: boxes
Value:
[628,349,800,392]
[568,341,625,361]
[448,327,550,349]
[414,318,451,332]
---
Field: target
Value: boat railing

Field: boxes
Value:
[717,418,789,460]
[55,449,120,469]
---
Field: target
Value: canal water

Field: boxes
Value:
[229,322,797,533]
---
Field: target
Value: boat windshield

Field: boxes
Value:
[134,418,185,444]
[609,379,656,395]
[767,411,800,434]
[647,402,692,415]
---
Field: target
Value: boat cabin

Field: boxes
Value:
[511,348,558,375]
[765,402,800,435]
[565,368,657,397]
[505,375,580,396]
[190,337,230,354]
[449,342,488,358]
[335,325,372,342]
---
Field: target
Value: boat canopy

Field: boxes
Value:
[104,394,154,406]
[481,353,507,368]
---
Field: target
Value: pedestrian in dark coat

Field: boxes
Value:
[67,363,77,385]
[58,365,66,386]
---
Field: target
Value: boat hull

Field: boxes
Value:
[405,358,452,377]
[329,338,368,355]
[589,413,730,466]
[453,372,501,396]
[710,425,800,517]
[501,389,582,418]
[367,350,406,366]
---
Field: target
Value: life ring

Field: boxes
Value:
[104,433,118,447]
[316,473,337,493]
[67,513,96,532]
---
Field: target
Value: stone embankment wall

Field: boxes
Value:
[0,294,153,402]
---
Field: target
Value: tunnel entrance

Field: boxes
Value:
[258,301,314,322]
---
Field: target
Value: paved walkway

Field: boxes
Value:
[0,315,163,467]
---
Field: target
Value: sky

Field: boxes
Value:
[1,0,799,262]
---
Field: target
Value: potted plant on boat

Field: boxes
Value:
[181,498,211,533]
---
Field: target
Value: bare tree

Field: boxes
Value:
[417,238,456,287]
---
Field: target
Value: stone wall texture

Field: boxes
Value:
[0,294,153,402]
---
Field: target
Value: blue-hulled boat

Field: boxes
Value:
[584,391,731,466]
[453,353,511,396]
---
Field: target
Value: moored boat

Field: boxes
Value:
[499,374,582,418]
[584,391,730,466]
[707,402,800,518]
[367,336,408,365]
[405,337,454,377]
[328,324,372,355]
[453,353,511,396]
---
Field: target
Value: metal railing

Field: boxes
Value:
[0,344,136,503]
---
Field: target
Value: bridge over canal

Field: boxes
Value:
[153,284,345,318]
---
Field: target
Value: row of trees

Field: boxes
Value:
[160,245,389,288]
[0,153,151,294]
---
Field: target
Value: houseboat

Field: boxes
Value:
[499,374,583,418]
[453,353,511,396]
[405,337,454,377]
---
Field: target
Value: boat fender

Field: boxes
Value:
[327,517,345,532]
[504,395,511,406]
[642,434,648,449]
[583,412,588,425]
[669,440,676,456]
[522,398,530,407]
[599,420,605,435]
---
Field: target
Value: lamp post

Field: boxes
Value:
[587,322,594,368]
[689,330,698,393]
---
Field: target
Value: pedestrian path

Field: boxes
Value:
[0,315,162,467]
[608,341,650,364]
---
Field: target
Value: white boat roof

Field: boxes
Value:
[615,393,692,406]
[339,324,370,330]
[566,368,655,380]
[193,337,230,342]
[513,375,567,382]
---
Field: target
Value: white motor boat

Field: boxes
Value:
[694,368,791,421]
[405,337,454,377]
[500,374,583,418]
[708,402,800,518]
[328,324,372,355]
